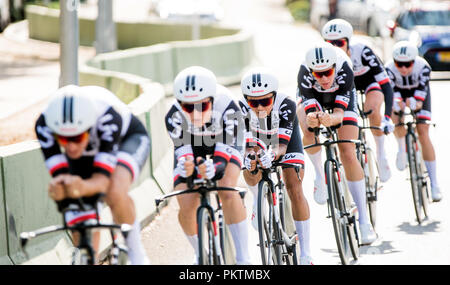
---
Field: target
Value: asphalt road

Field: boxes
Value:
[142,0,450,265]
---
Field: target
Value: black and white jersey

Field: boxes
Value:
[35,86,133,178]
[350,42,390,88]
[165,84,244,183]
[385,56,431,102]
[239,92,297,148]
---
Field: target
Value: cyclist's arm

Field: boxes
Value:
[61,173,110,198]
[414,65,431,103]
[275,97,297,159]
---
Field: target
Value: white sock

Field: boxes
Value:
[186,234,199,261]
[425,160,439,188]
[247,183,259,208]
[228,220,251,264]
[294,219,311,257]
[373,135,386,161]
[307,151,324,182]
[397,137,406,153]
[347,179,369,225]
[126,219,149,265]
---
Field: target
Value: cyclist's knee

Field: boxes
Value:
[339,145,357,164]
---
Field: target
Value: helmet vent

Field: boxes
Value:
[264,84,268,87]
[200,88,203,92]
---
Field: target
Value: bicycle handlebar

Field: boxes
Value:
[304,127,361,150]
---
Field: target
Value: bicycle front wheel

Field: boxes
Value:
[325,160,351,265]
[406,134,426,224]
[257,180,282,265]
[198,207,221,265]
[365,147,379,229]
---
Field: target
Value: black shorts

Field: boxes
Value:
[397,88,432,124]
[355,73,382,95]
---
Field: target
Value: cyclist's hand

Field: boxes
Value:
[176,156,194,178]
[406,97,421,111]
[306,112,320,128]
[259,150,275,169]
[197,157,215,180]
[381,116,395,134]
[318,112,333,127]
[393,92,404,112]
[62,175,85,199]
[48,176,67,201]
[244,150,257,172]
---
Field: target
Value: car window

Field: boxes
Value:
[403,10,450,27]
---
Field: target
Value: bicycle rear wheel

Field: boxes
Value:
[406,134,426,224]
[198,207,221,265]
[365,147,379,229]
[325,160,351,265]
[257,180,282,265]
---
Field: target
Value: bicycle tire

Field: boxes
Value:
[417,147,430,218]
[198,207,220,265]
[365,147,379,229]
[325,160,350,265]
[257,180,282,265]
[406,133,426,224]
[339,168,359,261]
[279,194,299,265]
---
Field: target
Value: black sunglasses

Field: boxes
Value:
[245,95,275,108]
[326,39,347,48]
[179,100,212,113]
[394,60,414,68]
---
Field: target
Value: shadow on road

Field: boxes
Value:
[360,240,401,256]
[397,220,441,235]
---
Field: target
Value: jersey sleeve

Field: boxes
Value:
[361,46,386,81]
[414,65,431,102]
[278,97,297,146]
[93,107,123,177]
[297,65,323,115]
[165,106,194,160]
[334,62,354,110]
[35,114,70,177]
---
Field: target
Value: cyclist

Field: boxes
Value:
[239,67,312,265]
[321,18,395,183]
[296,42,377,245]
[165,66,251,265]
[385,41,442,202]
[35,85,151,265]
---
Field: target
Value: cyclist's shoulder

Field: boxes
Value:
[414,56,431,71]
[214,84,240,112]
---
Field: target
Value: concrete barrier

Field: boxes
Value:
[26,5,239,49]
[0,141,74,265]
[0,160,13,265]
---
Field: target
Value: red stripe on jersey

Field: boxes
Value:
[174,174,180,182]
[282,159,304,165]
[278,134,291,141]
[304,103,319,112]
[414,96,425,102]
[67,214,98,226]
[214,151,230,161]
[418,115,431,120]
[118,159,135,179]
[93,161,115,174]
[378,78,390,85]
[231,155,242,166]
[335,100,348,107]
[344,117,358,122]
[50,162,69,175]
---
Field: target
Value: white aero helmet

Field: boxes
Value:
[241,67,279,97]
[173,66,217,103]
[322,18,353,41]
[305,42,337,71]
[44,85,97,137]
[392,41,418,62]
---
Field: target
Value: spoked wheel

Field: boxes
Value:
[198,207,221,265]
[406,134,427,224]
[325,161,351,265]
[257,180,282,265]
[417,148,430,218]
[365,147,379,229]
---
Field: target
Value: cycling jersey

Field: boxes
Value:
[385,57,432,122]
[349,41,394,118]
[165,84,244,186]
[239,92,304,168]
[35,86,150,181]
[297,46,359,128]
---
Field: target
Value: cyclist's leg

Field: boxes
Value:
[416,94,440,195]
[174,180,201,262]
[392,110,407,170]
[297,103,326,198]
[337,118,370,226]
[105,121,151,265]
[217,161,251,264]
